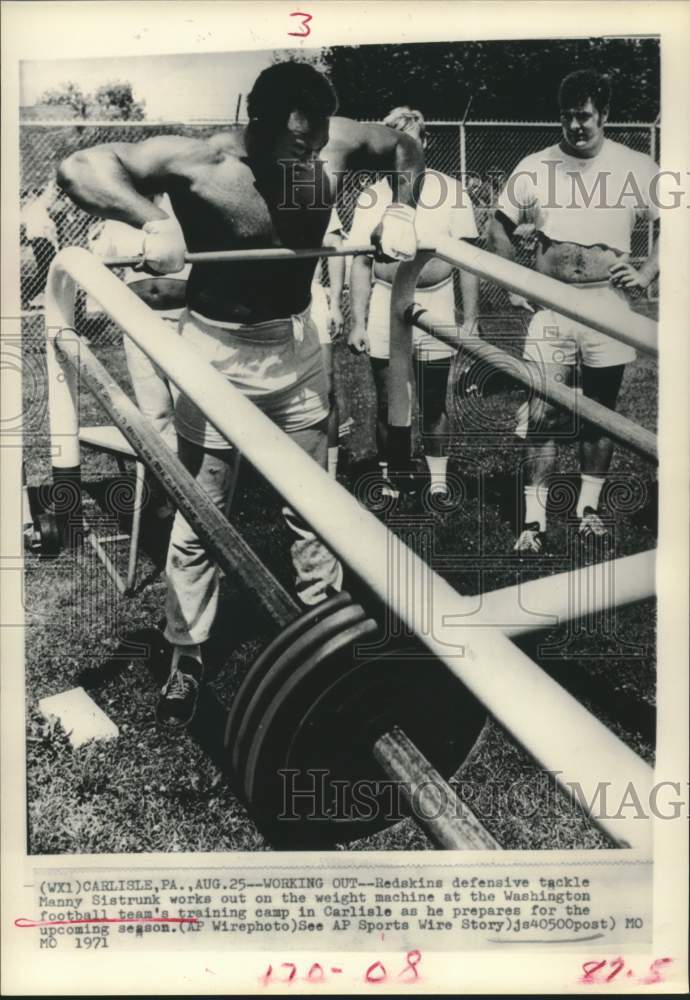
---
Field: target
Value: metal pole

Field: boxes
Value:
[53,330,300,629]
[433,236,658,356]
[466,550,655,637]
[413,311,657,462]
[103,244,381,269]
[373,728,501,850]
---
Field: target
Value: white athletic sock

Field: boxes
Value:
[524,484,547,532]
[577,474,605,518]
[172,644,203,672]
[327,446,339,479]
[425,454,449,493]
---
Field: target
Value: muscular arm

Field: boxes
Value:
[609,233,659,291]
[486,210,518,261]
[486,210,535,311]
[323,230,345,304]
[325,117,425,208]
[638,234,660,286]
[460,269,479,333]
[349,254,373,327]
[57,135,201,226]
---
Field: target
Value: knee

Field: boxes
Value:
[168,511,203,558]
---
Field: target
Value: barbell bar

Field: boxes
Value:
[102,244,386,269]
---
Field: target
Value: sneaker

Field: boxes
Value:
[513,522,545,554]
[155,656,201,731]
[380,478,400,500]
[578,506,608,539]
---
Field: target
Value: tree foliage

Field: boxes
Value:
[40,80,146,120]
[320,38,660,121]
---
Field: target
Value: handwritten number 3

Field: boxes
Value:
[289,11,312,37]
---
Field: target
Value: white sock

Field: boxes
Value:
[172,644,203,672]
[328,446,339,479]
[577,474,605,518]
[524,484,547,531]
[425,454,449,493]
[515,401,529,439]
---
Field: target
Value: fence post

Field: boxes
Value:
[459,122,467,183]
[648,118,658,299]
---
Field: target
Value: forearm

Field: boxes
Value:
[327,255,345,303]
[349,256,373,327]
[486,213,516,261]
[389,132,425,208]
[58,148,166,227]
[637,234,659,286]
[459,267,480,331]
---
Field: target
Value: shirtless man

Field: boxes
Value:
[488,69,659,551]
[57,61,423,729]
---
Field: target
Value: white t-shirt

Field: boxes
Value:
[348,172,478,249]
[312,207,344,290]
[496,138,659,254]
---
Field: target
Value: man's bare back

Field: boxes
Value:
[59,114,424,324]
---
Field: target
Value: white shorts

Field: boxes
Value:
[524,283,637,369]
[174,306,329,449]
[367,277,456,361]
[310,283,332,347]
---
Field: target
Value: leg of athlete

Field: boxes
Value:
[415,353,452,494]
[282,417,343,604]
[321,342,340,477]
[514,360,572,553]
[577,363,626,538]
[370,356,389,463]
[160,437,237,729]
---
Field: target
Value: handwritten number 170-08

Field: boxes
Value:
[260,950,422,985]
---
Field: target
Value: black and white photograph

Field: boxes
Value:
[2,2,688,995]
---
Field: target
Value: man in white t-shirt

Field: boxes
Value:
[488,69,659,550]
[348,107,479,496]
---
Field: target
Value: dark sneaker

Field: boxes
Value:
[513,522,545,554]
[155,657,201,731]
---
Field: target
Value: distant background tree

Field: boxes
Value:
[40,79,146,120]
[271,47,333,72]
[319,38,660,121]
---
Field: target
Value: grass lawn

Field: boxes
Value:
[22,294,658,855]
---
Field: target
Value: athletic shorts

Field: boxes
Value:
[367,276,456,361]
[524,282,636,369]
[174,306,329,449]
[310,282,332,347]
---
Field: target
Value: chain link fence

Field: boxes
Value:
[20,118,660,344]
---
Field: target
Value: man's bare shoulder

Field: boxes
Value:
[207,126,246,158]
[120,129,247,180]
